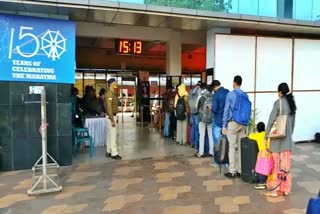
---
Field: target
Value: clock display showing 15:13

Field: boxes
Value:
[116,39,142,55]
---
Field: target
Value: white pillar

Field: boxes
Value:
[206,28,231,70]
[166,32,182,76]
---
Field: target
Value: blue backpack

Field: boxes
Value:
[232,90,252,126]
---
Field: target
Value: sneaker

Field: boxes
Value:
[224,172,236,179]
[196,153,205,158]
[236,172,241,178]
[105,152,111,157]
[254,184,266,190]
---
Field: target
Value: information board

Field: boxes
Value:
[0,14,75,83]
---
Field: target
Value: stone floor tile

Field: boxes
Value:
[215,196,250,213]
[283,208,306,214]
[13,179,32,190]
[41,204,88,214]
[158,186,191,200]
[162,205,201,214]
[187,158,210,166]
[265,196,285,203]
[291,155,309,162]
[66,172,101,182]
[55,185,95,199]
[113,166,142,176]
[203,179,233,192]
[109,178,143,191]
[312,151,320,156]
[117,160,130,165]
[194,167,218,177]
[0,171,21,176]
[0,194,35,208]
[306,164,320,172]
[153,162,178,170]
[155,172,185,183]
[215,197,239,213]
[297,181,320,194]
[233,196,250,205]
[103,194,144,211]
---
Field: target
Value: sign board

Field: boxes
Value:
[118,71,133,77]
[29,86,44,94]
[0,14,75,83]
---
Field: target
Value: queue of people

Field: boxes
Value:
[162,75,296,198]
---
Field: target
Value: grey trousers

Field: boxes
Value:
[176,119,188,144]
[227,121,246,174]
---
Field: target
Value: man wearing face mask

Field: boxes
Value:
[105,78,121,160]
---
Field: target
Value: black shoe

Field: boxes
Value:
[236,172,241,178]
[105,152,111,157]
[224,172,236,179]
[111,155,122,160]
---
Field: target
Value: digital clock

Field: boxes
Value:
[115,39,143,55]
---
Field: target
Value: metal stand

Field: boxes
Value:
[28,88,62,195]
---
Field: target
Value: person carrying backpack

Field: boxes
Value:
[174,83,189,145]
[196,84,214,157]
[188,81,202,149]
[222,75,252,179]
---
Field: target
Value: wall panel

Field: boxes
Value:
[256,37,292,92]
[215,35,256,92]
[293,39,320,90]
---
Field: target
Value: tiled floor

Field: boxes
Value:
[0,117,320,213]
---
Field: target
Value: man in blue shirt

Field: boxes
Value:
[210,80,229,166]
[222,75,248,179]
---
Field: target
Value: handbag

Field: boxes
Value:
[267,98,287,139]
[255,148,274,176]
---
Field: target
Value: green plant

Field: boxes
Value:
[247,108,258,134]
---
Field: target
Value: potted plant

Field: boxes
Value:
[247,108,258,134]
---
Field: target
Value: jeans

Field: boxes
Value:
[163,112,170,137]
[212,122,222,164]
[199,122,214,156]
[169,111,176,138]
[190,114,199,149]
[259,174,267,184]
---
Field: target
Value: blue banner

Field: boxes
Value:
[0,14,75,84]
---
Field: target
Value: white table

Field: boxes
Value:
[84,117,107,147]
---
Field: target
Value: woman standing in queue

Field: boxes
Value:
[265,82,297,197]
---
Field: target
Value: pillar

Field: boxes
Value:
[166,32,182,76]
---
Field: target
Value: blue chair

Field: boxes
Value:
[73,127,94,158]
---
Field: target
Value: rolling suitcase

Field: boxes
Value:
[214,136,229,173]
[240,137,259,183]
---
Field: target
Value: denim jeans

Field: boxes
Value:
[163,112,170,137]
[212,122,222,164]
[259,173,267,184]
[190,114,199,149]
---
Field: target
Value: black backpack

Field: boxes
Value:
[176,95,186,120]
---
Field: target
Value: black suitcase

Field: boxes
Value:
[240,137,259,184]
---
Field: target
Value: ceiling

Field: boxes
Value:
[1,0,320,34]
[76,37,206,72]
